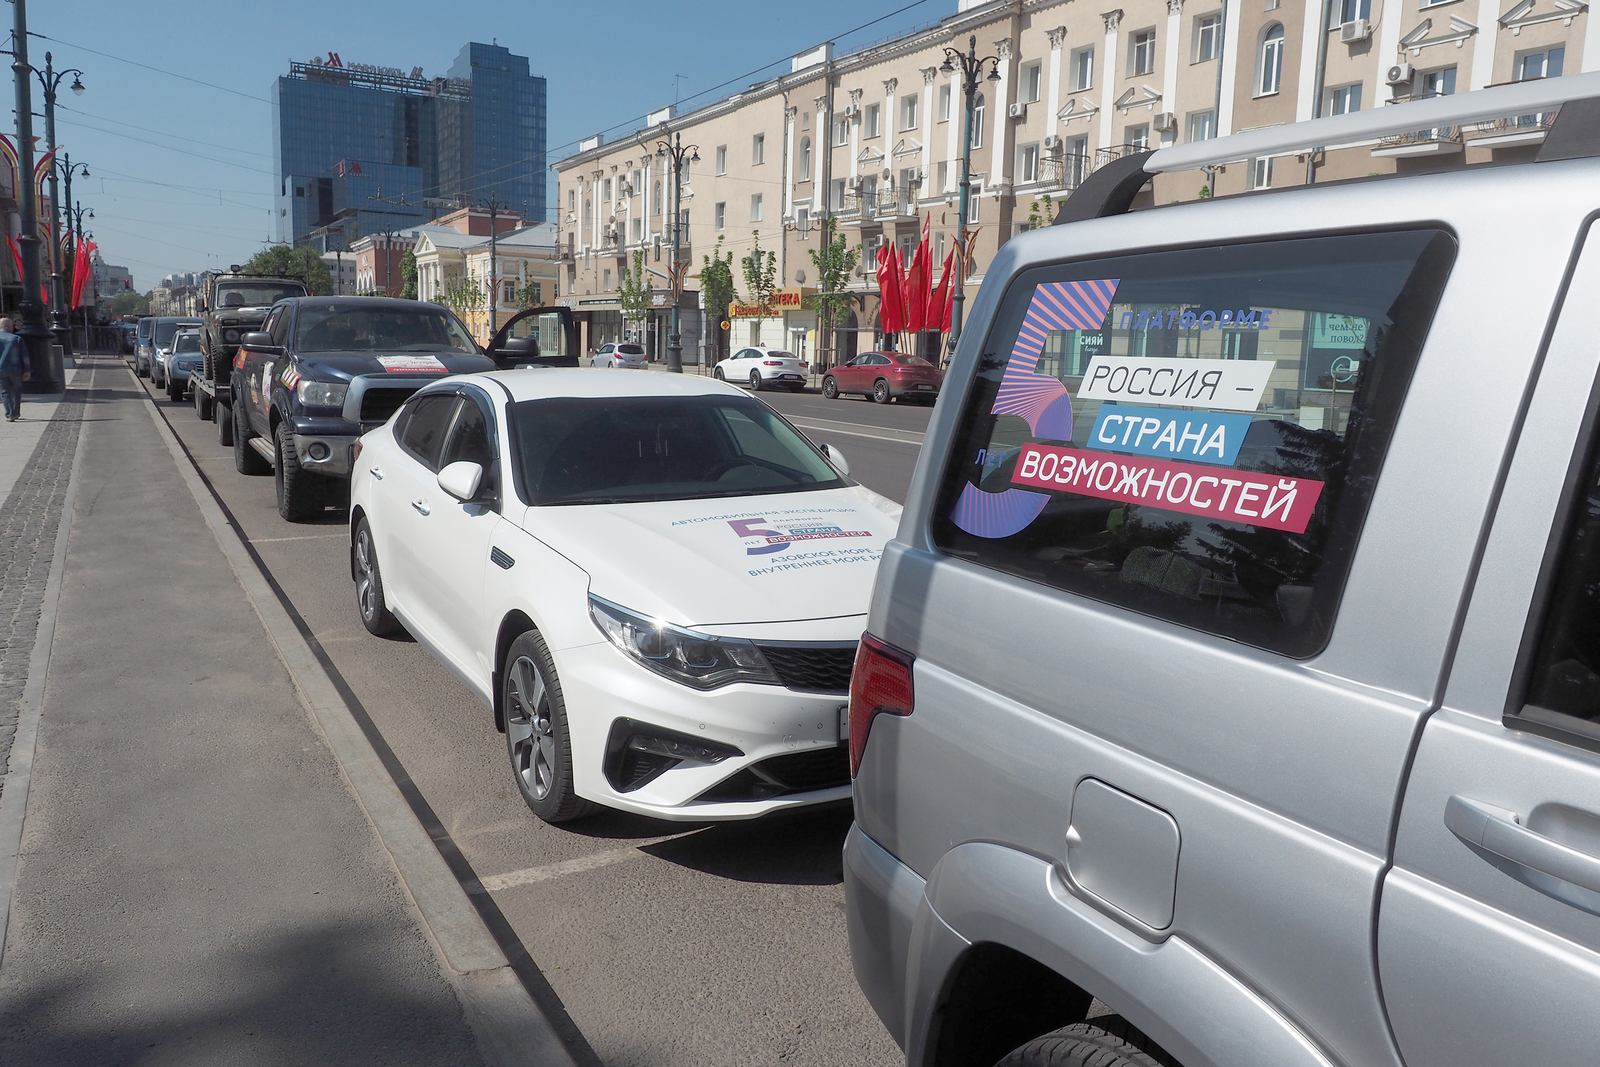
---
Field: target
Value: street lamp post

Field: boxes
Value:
[653,130,699,373]
[65,201,92,347]
[34,52,85,351]
[57,152,89,315]
[939,35,1001,360]
[9,0,55,385]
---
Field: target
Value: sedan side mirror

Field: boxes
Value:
[823,443,850,477]
[437,460,485,502]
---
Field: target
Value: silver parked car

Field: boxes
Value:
[163,329,203,402]
[143,316,202,384]
[846,75,1600,1067]
[591,341,648,369]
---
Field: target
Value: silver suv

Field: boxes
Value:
[846,74,1600,1067]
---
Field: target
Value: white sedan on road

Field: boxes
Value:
[713,346,809,392]
[348,369,900,823]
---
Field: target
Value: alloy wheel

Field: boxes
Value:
[506,655,556,800]
[355,528,377,622]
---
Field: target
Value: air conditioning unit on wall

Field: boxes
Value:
[1044,134,1063,151]
[843,103,861,119]
[1008,102,1027,120]
[1340,18,1372,43]
[1385,62,1416,87]
[1153,111,1177,132]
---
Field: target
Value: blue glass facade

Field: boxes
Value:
[273,43,546,244]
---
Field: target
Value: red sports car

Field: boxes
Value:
[822,351,943,404]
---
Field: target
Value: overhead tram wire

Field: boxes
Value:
[55,102,276,159]
[34,32,272,104]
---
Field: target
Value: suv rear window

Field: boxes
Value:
[931,230,1455,657]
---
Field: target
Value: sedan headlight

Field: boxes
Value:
[588,595,778,690]
[296,380,348,408]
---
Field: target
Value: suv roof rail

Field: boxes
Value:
[1056,71,1600,224]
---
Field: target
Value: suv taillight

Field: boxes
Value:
[848,633,914,777]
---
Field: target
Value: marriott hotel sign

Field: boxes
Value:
[307,52,425,81]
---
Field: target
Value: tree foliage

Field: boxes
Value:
[106,290,150,317]
[740,232,777,310]
[1026,193,1055,230]
[437,272,486,314]
[617,250,652,327]
[807,218,860,336]
[399,250,418,299]
[700,234,736,319]
[242,244,333,295]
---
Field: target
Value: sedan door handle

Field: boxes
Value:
[1445,794,1600,896]
[410,498,430,516]
[369,466,384,480]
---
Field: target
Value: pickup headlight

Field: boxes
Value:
[588,595,778,690]
[296,380,348,408]
[223,329,240,343]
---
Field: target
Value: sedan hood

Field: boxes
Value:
[519,485,902,628]
[297,351,496,381]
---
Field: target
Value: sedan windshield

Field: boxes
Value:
[513,395,848,506]
[295,305,478,354]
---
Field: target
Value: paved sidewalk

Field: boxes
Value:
[0,355,492,1064]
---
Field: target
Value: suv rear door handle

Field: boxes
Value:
[1445,794,1600,896]
[411,498,430,516]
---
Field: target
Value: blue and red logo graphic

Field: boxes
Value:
[729,516,872,555]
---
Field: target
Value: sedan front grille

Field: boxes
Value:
[757,642,857,694]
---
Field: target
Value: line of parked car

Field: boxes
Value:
[123,77,1600,1067]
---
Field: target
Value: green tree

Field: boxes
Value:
[808,218,860,367]
[617,250,652,334]
[699,235,736,360]
[1026,193,1055,230]
[106,290,150,317]
[399,249,418,299]
[242,244,333,294]
[740,232,777,311]
[437,272,486,315]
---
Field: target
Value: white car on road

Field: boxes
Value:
[591,341,648,369]
[713,346,809,392]
[347,369,900,823]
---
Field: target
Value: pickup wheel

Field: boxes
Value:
[274,421,325,522]
[352,518,401,637]
[232,395,269,475]
[503,630,596,824]
[217,399,234,446]
[195,382,214,422]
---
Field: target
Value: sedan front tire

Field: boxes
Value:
[503,630,594,824]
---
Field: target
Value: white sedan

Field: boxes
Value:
[348,369,900,823]
[713,346,809,392]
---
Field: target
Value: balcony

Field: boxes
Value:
[1372,124,1463,158]
[1466,110,1557,150]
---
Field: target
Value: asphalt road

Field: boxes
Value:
[139,367,932,1067]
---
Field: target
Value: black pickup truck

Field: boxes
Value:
[227,296,575,521]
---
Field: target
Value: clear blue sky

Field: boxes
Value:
[31,0,950,290]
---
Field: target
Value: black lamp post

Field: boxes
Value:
[653,130,699,373]
[8,0,55,386]
[65,201,92,346]
[57,153,89,317]
[939,35,1001,358]
[35,52,84,350]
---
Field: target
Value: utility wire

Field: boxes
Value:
[56,102,275,159]
[35,32,272,104]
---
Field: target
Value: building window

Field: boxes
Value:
[1129,30,1156,77]
[653,181,661,212]
[715,145,728,175]
[527,282,542,304]
[798,137,812,178]
[1020,61,1042,104]
[501,282,516,305]
[936,159,950,190]
[1257,23,1285,96]
[1186,109,1217,142]
[830,179,847,210]
[1126,123,1150,149]
[715,202,726,230]
[1071,46,1095,91]
[630,218,642,242]
[752,133,765,164]
[1250,156,1273,189]
[1516,45,1565,82]
[567,189,575,211]
[972,93,986,148]
[796,206,811,232]
[939,83,952,121]
[602,177,612,201]
[901,92,920,131]
[1067,135,1090,186]
[1419,65,1457,98]
[1193,13,1221,62]
[866,103,882,137]
[935,231,947,262]
[1333,0,1371,24]
[1327,83,1362,115]
[603,268,612,290]
[1018,142,1040,182]
[834,115,849,146]
[750,193,763,222]
[969,182,983,223]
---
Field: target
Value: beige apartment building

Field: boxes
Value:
[555,0,1596,367]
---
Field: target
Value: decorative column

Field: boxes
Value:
[989,38,1015,193]
[642,160,653,243]
[920,67,938,189]
[1218,0,1245,134]
[1099,11,1122,150]
[1046,27,1067,147]
[945,68,961,192]
[848,87,864,183]
[1163,0,1183,141]
[813,95,829,210]
[783,104,797,218]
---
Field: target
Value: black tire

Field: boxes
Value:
[352,517,401,637]
[713,367,725,381]
[217,399,234,446]
[872,378,892,404]
[167,377,183,403]
[822,376,839,399]
[274,421,325,522]
[137,360,148,379]
[502,630,595,824]
[232,395,269,475]
[996,1019,1168,1067]
[748,370,762,392]
[195,383,214,422]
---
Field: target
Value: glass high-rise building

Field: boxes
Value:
[272,43,546,245]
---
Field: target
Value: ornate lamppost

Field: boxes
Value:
[939,35,1001,356]
[653,130,699,373]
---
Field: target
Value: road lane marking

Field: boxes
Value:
[479,843,669,891]
[790,421,925,447]
[788,413,928,436]
[251,533,348,544]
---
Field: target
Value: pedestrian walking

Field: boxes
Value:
[0,318,30,422]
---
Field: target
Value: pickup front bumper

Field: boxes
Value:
[286,415,360,478]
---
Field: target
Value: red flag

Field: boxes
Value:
[71,238,93,309]
[902,216,932,334]
[4,234,21,287]
[928,249,956,333]
[875,241,903,335]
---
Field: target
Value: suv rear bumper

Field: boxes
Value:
[844,823,929,1052]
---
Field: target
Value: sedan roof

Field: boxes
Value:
[451,368,746,404]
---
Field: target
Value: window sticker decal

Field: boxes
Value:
[1089,405,1253,465]
[1009,443,1325,534]
[1078,356,1276,412]
[950,278,1119,538]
